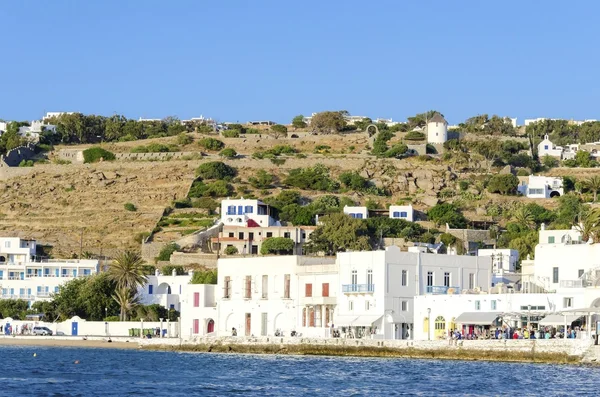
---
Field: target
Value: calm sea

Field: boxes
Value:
[0,345,599,396]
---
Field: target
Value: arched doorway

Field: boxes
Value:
[273,313,284,335]
[225,313,236,335]
[449,317,456,334]
[434,316,446,339]
[157,283,172,295]
[206,319,215,334]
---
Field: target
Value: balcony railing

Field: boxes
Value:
[342,284,375,293]
[559,280,583,288]
[425,285,460,294]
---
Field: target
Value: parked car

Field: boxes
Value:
[32,326,53,336]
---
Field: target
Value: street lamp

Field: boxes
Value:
[427,308,431,341]
[105,307,108,319]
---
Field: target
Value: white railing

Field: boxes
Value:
[559,280,583,288]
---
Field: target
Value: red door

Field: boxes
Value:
[207,319,214,333]
[245,313,251,336]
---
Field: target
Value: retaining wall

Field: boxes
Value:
[0,143,37,167]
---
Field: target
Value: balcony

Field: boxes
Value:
[342,284,374,294]
[559,280,583,288]
[425,285,460,295]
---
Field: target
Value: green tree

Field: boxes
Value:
[512,206,535,230]
[305,213,370,255]
[427,203,468,228]
[177,133,193,145]
[575,150,594,168]
[108,251,147,290]
[198,138,225,151]
[190,269,218,284]
[0,299,29,319]
[487,174,519,195]
[292,115,307,129]
[82,147,115,163]
[260,237,295,255]
[542,155,559,168]
[270,124,288,138]
[156,243,180,262]
[196,161,236,179]
[585,176,600,202]
[285,164,339,191]
[310,111,346,134]
[440,233,457,247]
[224,246,238,255]
[162,265,185,275]
[112,287,139,321]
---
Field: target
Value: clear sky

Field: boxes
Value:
[1,0,599,125]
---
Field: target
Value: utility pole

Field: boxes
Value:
[79,228,83,262]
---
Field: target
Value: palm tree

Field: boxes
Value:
[585,176,600,202]
[112,287,139,321]
[576,208,600,243]
[512,206,535,230]
[108,251,147,291]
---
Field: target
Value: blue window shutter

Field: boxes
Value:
[149,285,153,294]
[400,212,407,217]
[238,205,244,214]
[393,212,400,217]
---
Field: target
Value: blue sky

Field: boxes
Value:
[1,0,599,125]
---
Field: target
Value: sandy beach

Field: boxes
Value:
[0,336,141,350]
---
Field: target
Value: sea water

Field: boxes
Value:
[0,345,599,396]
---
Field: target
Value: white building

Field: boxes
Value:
[389,205,414,222]
[180,283,217,339]
[220,198,279,227]
[138,270,194,313]
[477,249,518,275]
[538,135,564,158]
[334,246,491,340]
[0,237,98,304]
[216,255,338,338]
[212,224,315,255]
[343,206,368,219]
[517,175,563,198]
[426,113,448,144]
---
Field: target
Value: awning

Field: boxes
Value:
[386,313,408,324]
[539,314,582,326]
[334,315,383,327]
[455,312,500,325]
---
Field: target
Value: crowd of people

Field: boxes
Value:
[1,323,34,335]
[448,325,585,340]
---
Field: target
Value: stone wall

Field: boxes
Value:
[169,252,218,268]
[0,143,36,167]
[141,241,168,263]
[141,336,594,357]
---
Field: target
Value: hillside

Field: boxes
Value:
[0,130,596,258]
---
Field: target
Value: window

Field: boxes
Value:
[393,211,400,218]
[444,272,450,287]
[356,213,363,219]
[427,271,433,286]
[564,297,573,308]
[238,232,244,240]
[5,241,10,248]
[475,300,481,310]
[262,275,268,299]
[237,205,243,215]
[367,269,373,287]
[283,274,290,299]
[544,145,549,150]
[529,188,544,195]
[245,276,252,298]
[245,205,253,214]
[468,273,474,289]
[491,300,497,310]
[284,232,290,239]
[193,292,200,307]
[248,232,254,240]
[349,301,354,311]
[401,301,408,311]
[351,270,357,285]
[400,211,407,218]
[322,283,329,297]
[578,269,585,278]
[553,267,559,283]
[365,301,370,311]
[227,205,235,215]
[305,283,312,297]
[148,285,153,295]
[548,236,555,244]
[266,232,273,238]
[401,270,407,286]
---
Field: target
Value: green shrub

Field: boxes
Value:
[156,243,180,261]
[219,148,237,158]
[195,161,236,179]
[52,158,71,165]
[222,130,240,138]
[188,180,233,198]
[83,147,115,163]
[487,174,519,195]
[18,160,34,167]
[248,169,274,189]
[134,232,151,243]
[459,180,470,191]
[404,131,426,141]
[427,203,467,228]
[224,246,238,255]
[177,133,193,145]
[271,158,286,165]
[190,269,218,284]
[191,197,219,212]
[104,316,120,322]
[198,138,225,151]
[260,237,294,255]
[124,202,137,211]
[285,164,339,191]
[173,198,192,208]
[162,265,185,275]
[516,168,530,176]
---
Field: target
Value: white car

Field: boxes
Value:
[32,326,53,336]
